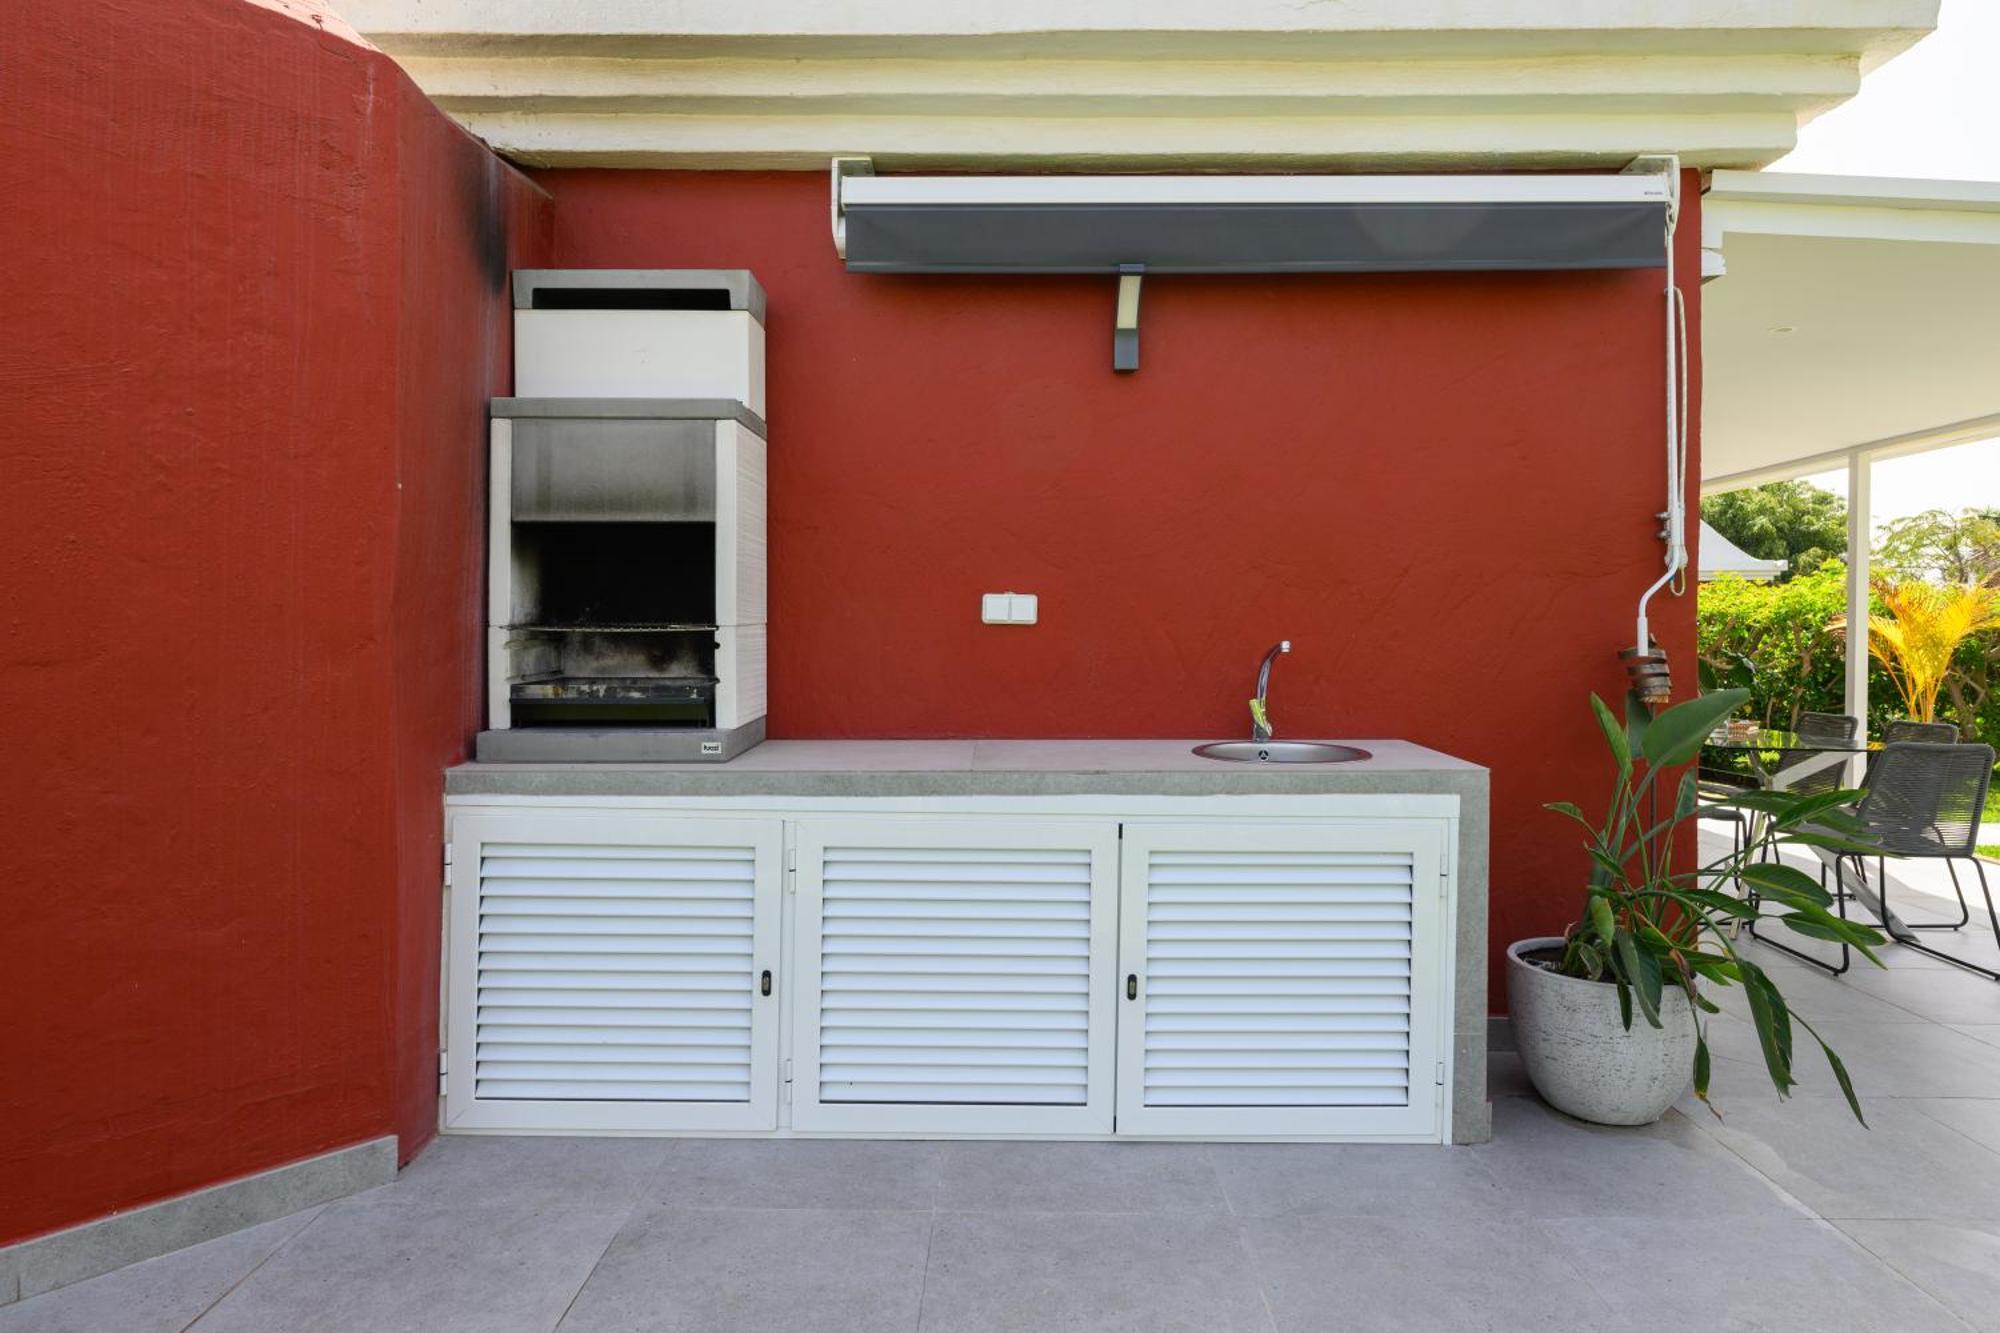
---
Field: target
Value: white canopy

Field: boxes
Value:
[1698,520,1786,582]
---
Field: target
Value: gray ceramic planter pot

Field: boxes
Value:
[1507,936,1697,1126]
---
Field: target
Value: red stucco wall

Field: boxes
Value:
[0,0,1698,1241]
[534,168,1703,1010]
[0,0,550,1243]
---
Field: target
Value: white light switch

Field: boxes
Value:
[981,593,1038,625]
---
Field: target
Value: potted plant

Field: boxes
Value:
[1508,687,1885,1126]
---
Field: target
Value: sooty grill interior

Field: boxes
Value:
[519,523,716,629]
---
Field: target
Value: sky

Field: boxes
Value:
[1762,0,2000,525]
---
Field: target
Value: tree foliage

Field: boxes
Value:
[1702,481,1847,581]
[1698,563,1859,729]
[1869,580,2000,724]
[1699,561,2000,745]
[1876,508,2000,587]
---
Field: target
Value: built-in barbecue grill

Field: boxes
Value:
[476,272,768,762]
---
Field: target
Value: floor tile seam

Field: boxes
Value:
[1815,1217,1984,1332]
[627,1138,687,1196]
[1518,1217,1642,1320]
[615,1203,939,1216]
[1834,975,2000,1017]
[1819,1211,2000,1222]
[909,1210,937,1333]
[929,1204,1233,1217]
[1549,1210,1972,1330]
[336,1191,662,1219]
[178,1206,327,1333]
[1661,1107,1839,1220]
[550,1164,666,1333]
[1905,1100,2000,1163]
[1224,1216,1283,1333]
[1199,1144,1243,1221]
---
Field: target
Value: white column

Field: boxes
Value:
[1845,451,1872,750]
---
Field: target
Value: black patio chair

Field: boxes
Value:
[1881,719,1960,745]
[1797,712,1861,745]
[1768,711,1861,800]
[1865,719,1960,787]
[1832,742,1999,981]
[1699,763,1757,902]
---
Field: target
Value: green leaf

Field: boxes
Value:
[1546,800,1586,823]
[1614,976,1633,1031]
[1676,769,1699,821]
[1587,895,1618,944]
[1738,962,1796,1096]
[1819,1038,1866,1127]
[1614,928,1662,1029]
[1770,788,1868,829]
[1633,943,1665,1028]
[1672,888,1758,920]
[1776,909,1887,963]
[1780,830,1881,856]
[1641,689,1751,769]
[1693,1032,1712,1100]
[1704,790,1804,816]
[1741,862,1833,907]
[1624,691,1652,764]
[1591,693,1631,778]
[1588,846,1628,884]
[1812,807,1872,837]
[1683,952,1742,986]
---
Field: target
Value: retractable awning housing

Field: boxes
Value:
[829,159,1673,369]
[833,168,1670,275]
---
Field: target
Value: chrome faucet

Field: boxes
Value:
[1249,640,1291,741]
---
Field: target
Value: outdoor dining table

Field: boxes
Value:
[1701,729,1913,940]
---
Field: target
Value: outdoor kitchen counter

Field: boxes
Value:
[443,738,1485,797]
[443,739,1491,1143]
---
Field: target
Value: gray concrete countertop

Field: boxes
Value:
[445,738,1485,797]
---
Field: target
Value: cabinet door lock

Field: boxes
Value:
[1126,974,1138,1001]
[760,969,773,997]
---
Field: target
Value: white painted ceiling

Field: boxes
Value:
[1700,173,2000,486]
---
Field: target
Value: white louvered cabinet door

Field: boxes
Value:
[444,813,784,1133]
[791,820,1120,1134]
[1116,822,1447,1140]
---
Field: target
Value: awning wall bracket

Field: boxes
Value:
[1113,265,1144,373]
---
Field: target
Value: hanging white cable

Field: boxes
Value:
[1635,156,1689,657]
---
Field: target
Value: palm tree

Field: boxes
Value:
[1867,579,2000,724]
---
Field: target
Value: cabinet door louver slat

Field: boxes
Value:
[820,847,1090,1106]
[1117,824,1445,1140]
[793,821,1119,1134]
[446,814,781,1133]
[1144,849,1412,1109]
[475,842,755,1103]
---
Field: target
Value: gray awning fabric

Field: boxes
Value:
[843,201,1667,274]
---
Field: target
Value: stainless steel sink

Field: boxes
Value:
[1192,741,1371,764]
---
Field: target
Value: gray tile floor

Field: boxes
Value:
[8,833,1999,1332]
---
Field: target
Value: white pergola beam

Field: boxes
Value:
[342,0,1937,171]
[1700,411,2000,496]
[1846,451,1872,751]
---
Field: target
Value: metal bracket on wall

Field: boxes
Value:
[829,156,874,260]
[1114,265,1144,372]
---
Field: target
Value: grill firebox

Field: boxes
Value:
[476,269,769,763]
